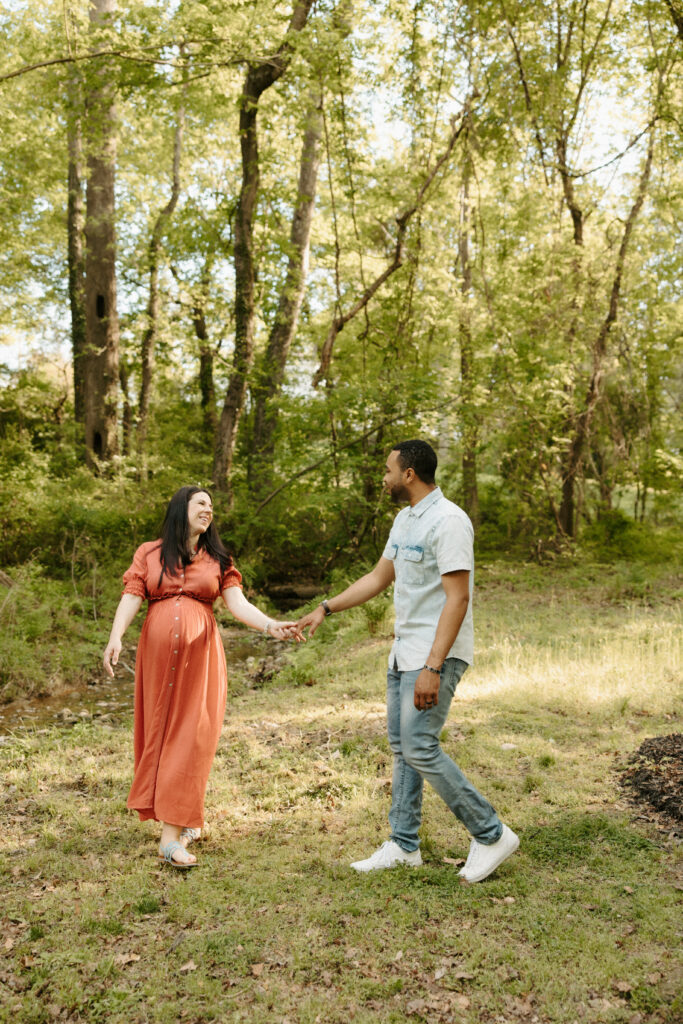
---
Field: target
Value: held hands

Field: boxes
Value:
[414,667,440,711]
[267,621,306,643]
[295,605,326,638]
[103,637,122,678]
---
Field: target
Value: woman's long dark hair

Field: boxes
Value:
[157,486,233,585]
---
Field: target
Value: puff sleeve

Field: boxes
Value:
[220,564,243,592]
[122,544,150,599]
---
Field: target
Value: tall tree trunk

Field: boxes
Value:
[558,132,655,535]
[137,84,185,470]
[213,0,315,498]
[457,170,479,527]
[248,89,323,495]
[66,73,86,424]
[83,0,119,467]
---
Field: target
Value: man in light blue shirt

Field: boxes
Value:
[298,440,519,883]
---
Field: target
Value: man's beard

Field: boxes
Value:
[389,484,410,504]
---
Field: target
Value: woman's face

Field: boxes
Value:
[187,491,213,537]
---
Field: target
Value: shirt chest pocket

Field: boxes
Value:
[399,544,425,585]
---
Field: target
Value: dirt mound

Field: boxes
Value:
[619,733,682,823]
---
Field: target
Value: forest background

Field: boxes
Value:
[0,0,681,702]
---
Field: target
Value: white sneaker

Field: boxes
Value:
[459,824,519,884]
[458,838,477,877]
[350,840,422,873]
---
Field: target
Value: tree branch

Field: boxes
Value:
[312,101,473,386]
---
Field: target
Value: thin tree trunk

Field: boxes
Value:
[457,170,479,527]
[67,72,86,424]
[249,88,323,495]
[119,359,132,456]
[192,298,217,441]
[213,0,315,498]
[137,80,186,468]
[558,132,654,535]
[83,0,119,466]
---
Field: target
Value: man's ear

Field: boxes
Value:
[404,466,415,483]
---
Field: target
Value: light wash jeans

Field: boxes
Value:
[387,658,502,852]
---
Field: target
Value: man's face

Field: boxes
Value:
[383,450,411,504]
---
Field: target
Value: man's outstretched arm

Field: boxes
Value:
[297,557,395,637]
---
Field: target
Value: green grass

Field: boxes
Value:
[0,561,681,1023]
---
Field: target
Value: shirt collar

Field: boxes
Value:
[407,487,442,518]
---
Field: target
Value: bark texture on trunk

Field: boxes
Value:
[67,73,87,423]
[249,89,323,494]
[83,0,119,466]
[213,0,315,497]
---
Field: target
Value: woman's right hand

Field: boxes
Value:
[268,621,305,643]
[103,637,122,678]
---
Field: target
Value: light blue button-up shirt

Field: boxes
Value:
[382,487,474,671]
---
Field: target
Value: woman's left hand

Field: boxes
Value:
[268,621,306,643]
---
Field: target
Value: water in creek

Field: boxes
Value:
[0,627,270,738]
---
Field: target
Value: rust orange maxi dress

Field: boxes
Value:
[122,540,243,828]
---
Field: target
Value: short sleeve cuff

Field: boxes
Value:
[122,580,147,599]
[221,566,243,591]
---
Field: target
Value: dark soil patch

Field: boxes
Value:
[619,733,683,824]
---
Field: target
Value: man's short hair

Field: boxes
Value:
[392,440,437,484]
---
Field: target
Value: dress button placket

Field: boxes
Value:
[170,594,181,686]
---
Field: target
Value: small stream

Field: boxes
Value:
[0,627,272,738]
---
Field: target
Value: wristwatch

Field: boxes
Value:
[321,599,332,616]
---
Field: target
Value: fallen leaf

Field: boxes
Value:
[623,885,634,894]
[614,981,633,994]
[406,998,426,1014]
[3,937,14,952]
[250,963,264,977]
[646,972,661,984]
[179,959,197,974]
[442,856,464,866]
[434,967,447,980]
[454,994,471,1009]
[114,953,141,967]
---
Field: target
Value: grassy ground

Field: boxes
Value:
[0,561,681,1023]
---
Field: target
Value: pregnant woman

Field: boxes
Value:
[103,485,301,868]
